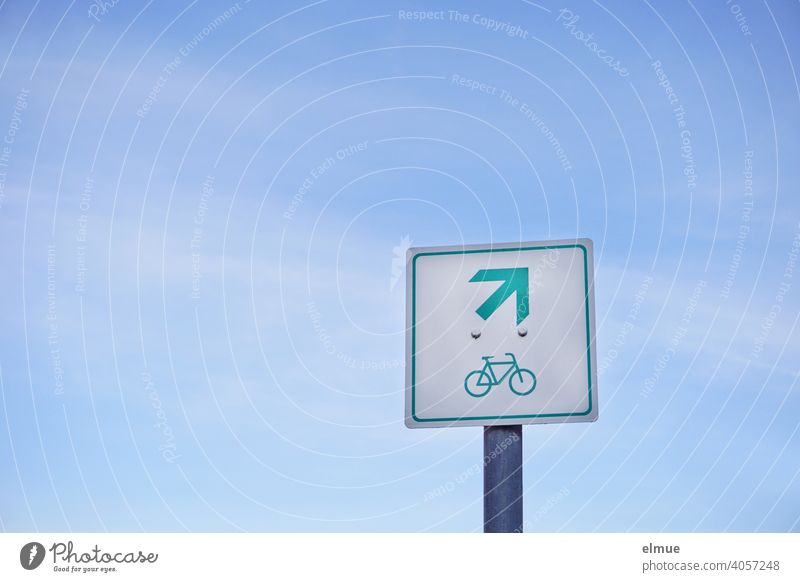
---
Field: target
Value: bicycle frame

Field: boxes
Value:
[480,353,519,386]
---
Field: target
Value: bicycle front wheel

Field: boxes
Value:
[509,368,536,396]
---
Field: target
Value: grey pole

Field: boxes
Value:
[483,424,523,533]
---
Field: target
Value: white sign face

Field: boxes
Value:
[405,239,598,428]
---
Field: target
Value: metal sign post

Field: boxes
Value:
[484,425,523,533]
[405,239,598,533]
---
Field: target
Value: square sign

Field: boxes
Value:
[405,239,598,428]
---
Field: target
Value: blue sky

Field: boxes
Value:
[0,0,798,532]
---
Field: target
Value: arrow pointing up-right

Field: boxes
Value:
[469,267,530,325]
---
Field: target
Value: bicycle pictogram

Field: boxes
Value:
[464,352,537,398]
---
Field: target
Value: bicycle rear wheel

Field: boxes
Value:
[464,370,493,397]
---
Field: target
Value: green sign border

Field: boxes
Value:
[411,243,593,423]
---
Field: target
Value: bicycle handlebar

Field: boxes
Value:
[482,353,518,362]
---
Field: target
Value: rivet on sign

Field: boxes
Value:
[471,329,481,339]
[517,326,528,337]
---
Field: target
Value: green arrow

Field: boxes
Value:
[469,268,530,324]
